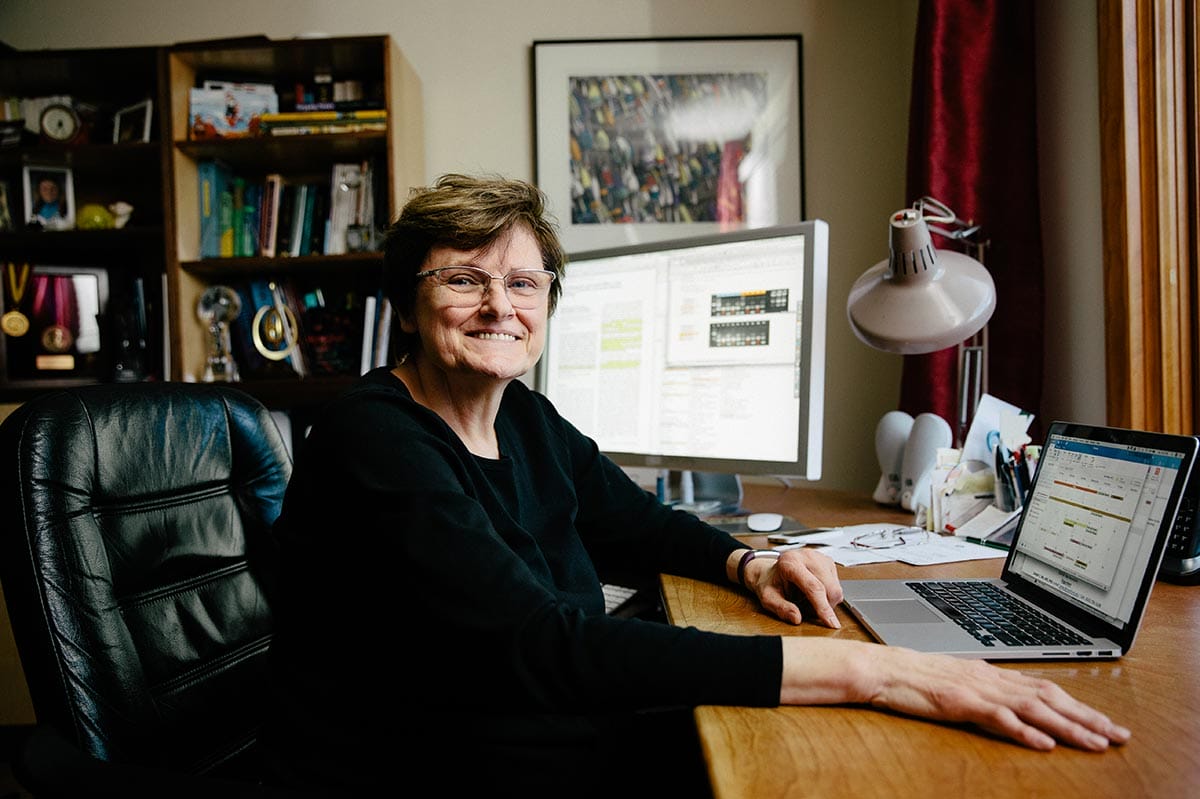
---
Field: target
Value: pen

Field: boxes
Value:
[963,535,1010,551]
[771,541,829,551]
[994,445,1015,511]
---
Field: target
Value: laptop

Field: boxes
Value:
[841,421,1198,660]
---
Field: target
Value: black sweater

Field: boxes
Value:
[262,367,782,791]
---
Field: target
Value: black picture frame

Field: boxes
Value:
[532,35,804,253]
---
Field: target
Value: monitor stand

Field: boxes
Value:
[667,470,744,515]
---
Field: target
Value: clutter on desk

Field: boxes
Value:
[771,522,1006,566]
[871,393,1036,541]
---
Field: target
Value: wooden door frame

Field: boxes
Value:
[1097,0,1197,433]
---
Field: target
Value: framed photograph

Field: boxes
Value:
[22,165,75,231]
[113,99,153,143]
[533,35,804,253]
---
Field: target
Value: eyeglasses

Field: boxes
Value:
[850,526,931,549]
[415,265,556,309]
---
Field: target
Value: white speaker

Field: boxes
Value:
[900,412,952,511]
[872,410,914,505]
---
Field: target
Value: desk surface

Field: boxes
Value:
[662,483,1200,798]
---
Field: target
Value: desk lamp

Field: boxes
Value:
[847,197,994,354]
[848,197,996,509]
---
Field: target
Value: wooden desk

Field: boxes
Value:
[661,483,1200,798]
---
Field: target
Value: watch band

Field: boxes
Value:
[737,549,781,589]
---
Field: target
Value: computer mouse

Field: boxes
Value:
[746,512,784,532]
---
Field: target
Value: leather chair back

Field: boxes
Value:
[0,383,291,779]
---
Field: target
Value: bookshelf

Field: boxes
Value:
[0,34,423,413]
[164,34,424,409]
[0,44,169,400]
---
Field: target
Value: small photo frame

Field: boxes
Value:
[22,166,75,231]
[113,99,153,143]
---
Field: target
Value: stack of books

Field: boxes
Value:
[257,109,386,136]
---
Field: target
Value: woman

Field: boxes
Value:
[262,174,1127,796]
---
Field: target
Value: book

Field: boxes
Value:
[259,173,283,258]
[230,177,246,256]
[305,183,329,256]
[189,86,278,139]
[359,293,377,375]
[260,109,386,123]
[263,121,387,136]
[324,163,362,255]
[197,160,232,258]
[272,280,307,377]
[229,282,270,377]
[287,184,309,257]
[293,99,383,113]
[273,183,297,257]
[217,186,235,258]
[241,181,261,257]
[298,184,318,256]
[299,290,358,376]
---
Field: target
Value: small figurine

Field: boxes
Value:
[109,201,133,229]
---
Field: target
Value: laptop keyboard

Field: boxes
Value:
[601,583,638,615]
[908,581,1091,648]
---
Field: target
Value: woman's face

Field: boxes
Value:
[402,224,549,384]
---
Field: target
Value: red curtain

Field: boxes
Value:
[899,0,1044,442]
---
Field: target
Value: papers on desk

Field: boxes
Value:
[771,523,1007,566]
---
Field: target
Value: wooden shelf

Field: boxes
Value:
[175,131,386,169]
[0,35,423,412]
[0,43,168,398]
[181,252,383,279]
[163,34,423,411]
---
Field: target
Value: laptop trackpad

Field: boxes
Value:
[856,600,943,624]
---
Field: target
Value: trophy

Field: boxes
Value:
[197,285,241,382]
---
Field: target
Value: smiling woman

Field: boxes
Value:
[260,173,1129,798]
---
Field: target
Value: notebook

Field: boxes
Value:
[841,421,1198,660]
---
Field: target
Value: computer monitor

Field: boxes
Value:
[536,221,828,509]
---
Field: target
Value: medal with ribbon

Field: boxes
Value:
[1,262,31,337]
[31,272,76,354]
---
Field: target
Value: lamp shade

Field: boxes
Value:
[847,206,995,354]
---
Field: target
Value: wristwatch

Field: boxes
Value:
[736,549,781,588]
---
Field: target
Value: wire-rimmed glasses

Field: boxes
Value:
[850,526,931,549]
[416,265,556,309]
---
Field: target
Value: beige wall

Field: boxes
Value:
[0,0,1108,727]
[0,1,1110,484]
[0,0,924,493]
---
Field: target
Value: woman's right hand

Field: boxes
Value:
[779,637,1131,751]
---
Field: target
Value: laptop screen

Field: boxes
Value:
[1007,429,1189,630]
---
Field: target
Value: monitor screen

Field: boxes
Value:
[536,221,828,480]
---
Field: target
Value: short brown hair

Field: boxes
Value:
[382,173,566,358]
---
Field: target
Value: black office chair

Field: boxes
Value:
[0,382,300,797]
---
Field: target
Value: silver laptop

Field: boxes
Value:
[841,421,1198,660]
